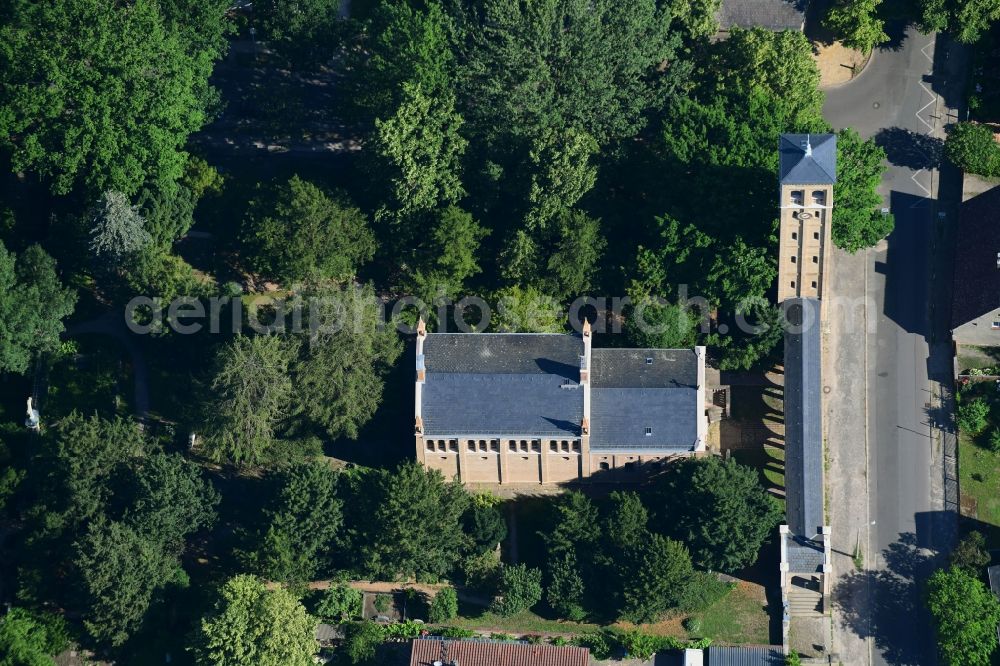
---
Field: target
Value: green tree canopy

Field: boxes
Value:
[462,0,686,145]
[916,0,1000,43]
[654,457,783,573]
[0,241,76,374]
[204,335,297,467]
[491,285,566,333]
[254,461,343,583]
[360,462,470,580]
[462,496,507,555]
[926,565,1000,666]
[196,575,317,666]
[0,0,214,195]
[525,128,599,229]
[292,283,403,440]
[0,608,69,666]
[372,83,468,223]
[74,519,181,646]
[315,584,364,622]
[257,0,342,66]
[834,128,895,252]
[403,206,488,304]
[348,0,457,119]
[824,0,889,52]
[945,122,1000,177]
[429,587,459,623]
[491,563,543,616]
[242,176,376,284]
[618,533,694,623]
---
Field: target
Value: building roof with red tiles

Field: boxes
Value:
[409,638,590,666]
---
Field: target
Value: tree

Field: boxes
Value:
[316,584,364,622]
[491,564,543,616]
[525,129,599,229]
[74,520,180,646]
[293,283,403,440]
[602,492,650,549]
[89,191,153,266]
[824,0,889,52]
[242,176,375,284]
[926,565,1000,666]
[341,622,385,665]
[916,0,1000,44]
[834,128,895,252]
[0,0,213,195]
[372,83,467,222]
[463,0,686,145]
[254,462,343,583]
[196,575,317,666]
[945,122,1000,177]
[137,184,197,249]
[655,457,783,573]
[204,335,297,467]
[257,0,342,66]
[543,209,606,299]
[543,491,601,556]
[625,298,700,350]
[403,206,488,303]
[0,608,69,666]
[0,242,76,374]
[618,534,694,623]
[124,451,219,555]
[546,551,587,621]
[491,285,566,332]
[952,531,991,574]
[706,29,825,129]
[361,463,470,580]
[957,397,991,435]
[348,0,457,119]
[428,587,459,623]
[462,495,507,555]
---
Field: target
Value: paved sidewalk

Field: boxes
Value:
[825,244,875,666]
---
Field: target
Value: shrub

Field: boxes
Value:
[384,620,424,639]
[573,631,615,660]
[552,635,569,646]
[316,584,364,622]
[945,122,1000,177]
[373,593,392,614]
[620,629,663,660]
[490,632,515,641]
[428,587,458,623]
[490,564,543,616]
[989,429,1000,453]
[683,616,703,633]
[342,622,386,664]
[787,651,802,666]
[958,397,991,435]
[437,626,476,639]
[676,573,733,613]
[461,550,502,594]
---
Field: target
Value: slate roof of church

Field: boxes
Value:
[779,134,837,185]
[420,335,699,447]
[590,349,700,452]
[421,334,583,437]
[783,298,824,538]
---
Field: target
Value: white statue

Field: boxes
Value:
[25,397,40,430]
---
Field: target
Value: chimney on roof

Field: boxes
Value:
[996,251,999,268]
[804,134,813,157]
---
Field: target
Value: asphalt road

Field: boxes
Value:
[824,26,959,666]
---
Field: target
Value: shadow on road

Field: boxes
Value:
[833,531,944,665]
[874,127,944,169]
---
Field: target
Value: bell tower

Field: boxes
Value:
[777,134,837,304]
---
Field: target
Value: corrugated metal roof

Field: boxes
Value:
[783,298,824,538]
[779,134,837,185]
[706,645,785,666]
[409,638,590,666]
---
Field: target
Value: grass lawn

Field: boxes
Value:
[450,581,771,645]
[956,373,1000,546]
